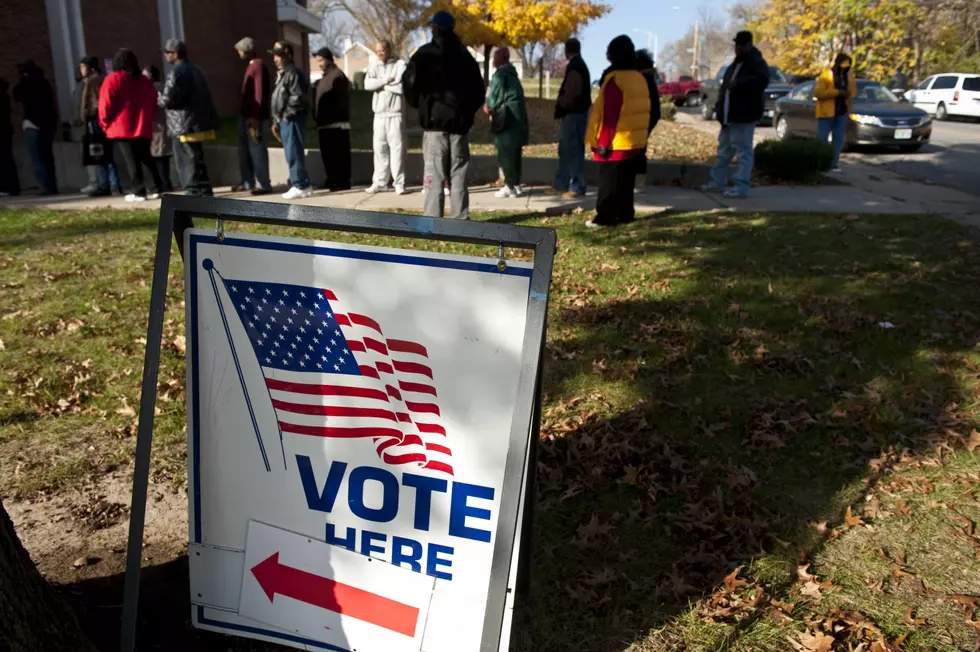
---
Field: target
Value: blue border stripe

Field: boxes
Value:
[190,237,202,542]
[190,233,534,278]
[198,607,352,651]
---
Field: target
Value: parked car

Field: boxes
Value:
[773,80,931,151]
[658,74,702,106]
[905,73,980,121]
[699,65,793,125]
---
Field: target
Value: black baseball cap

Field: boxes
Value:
[268,41,293,57]
[313,47,334,61]
[734,31,753,45]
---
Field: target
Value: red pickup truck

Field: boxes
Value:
[658,74,701,106]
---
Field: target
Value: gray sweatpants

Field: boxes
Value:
[372,115,406,188]
[422,131,470,220]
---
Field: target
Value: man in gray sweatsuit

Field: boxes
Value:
[364,40,407,195]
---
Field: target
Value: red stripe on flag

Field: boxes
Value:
[279,423,403,439]
[416,422,447,436]
[271,400,397,421]
[364,337,388,356]
[359,365,380,379]
[347,340,367,353]
[402,434,424,447]
[426,442,452,455]
[266,379,388,402]
[323,289,338,301]
[388,339,429,357]
[393,360,432,379]
[398,381,437,397]
[424,460,455,475]
[382,451,428,466]
[386,385,403,400]
[349,313,383,334]
[397,412,412,422]
[376,361,394,375]
[334,314,352,327]
[406,401,441,416]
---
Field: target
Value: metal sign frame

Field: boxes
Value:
[119,195,555,652]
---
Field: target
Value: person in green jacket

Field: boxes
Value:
[484,47,529,198]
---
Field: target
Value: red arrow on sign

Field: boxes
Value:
[250,552,420,638]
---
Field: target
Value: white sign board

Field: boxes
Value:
[184,229,534,652]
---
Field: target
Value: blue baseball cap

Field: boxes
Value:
[429,10,455,30]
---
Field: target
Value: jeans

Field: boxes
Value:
[237,117,271,190]
[96,161,121,192]
[422,131,470,219]
[173,138,212,195]
[554,112,587,194]
[817,115,848,167]
[25,128,57,193]
[318,127,351,190]
[280,118,310,190]
[708,122,755,196]
[115,138,163,196]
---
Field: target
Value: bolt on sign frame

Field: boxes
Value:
[118,195,556,652]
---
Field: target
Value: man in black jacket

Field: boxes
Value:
[313,47,351,192]
[702,31,769,198]
[160,39,219,196]
[270,41,312,199]
[12,61,58,194]
[404,11,484,219]
[553,38,591,199]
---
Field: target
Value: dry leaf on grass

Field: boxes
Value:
[965,429,980,452]
[903,607,926,627]
[172,335,186,355]
[842,505,863,528]
[791,631,835,652]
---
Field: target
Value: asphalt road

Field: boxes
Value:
[677,108,980,196]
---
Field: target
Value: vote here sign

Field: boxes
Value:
[183,228,535,652]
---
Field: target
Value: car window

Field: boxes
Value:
[768,67,787,82]
[933,76,958,90]
[855,83,898,103]
[790,82,814,100]
[916,77,933,90]
[679,75,693,82]
[963,77,980,92]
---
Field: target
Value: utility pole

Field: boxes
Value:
[691,20,699,79]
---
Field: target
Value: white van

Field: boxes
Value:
[907,73,980,120]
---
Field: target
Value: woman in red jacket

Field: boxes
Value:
[99,49,164,201]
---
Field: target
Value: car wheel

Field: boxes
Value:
[936,102,948,121]
[700,101,713,121]
[685,93,700,107]
[775,115,791,140]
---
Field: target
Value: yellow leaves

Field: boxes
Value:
[439,0,609,47]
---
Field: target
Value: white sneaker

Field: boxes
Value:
[584,219,600,229]
[514,185,524,197]
[830,167,843,173]
[146,193,161,200]
[494,186,514,198]
[124,194,146,202]
[364,184,383,194]
[443,186,450,197]
[282,186,312,200]
[394,185,407,195]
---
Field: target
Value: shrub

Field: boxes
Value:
[753,139,834,183]
[659,97,677,122]
[353,71,367,90]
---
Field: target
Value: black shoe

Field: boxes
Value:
[87,188,111,197]
[328,185,352,193]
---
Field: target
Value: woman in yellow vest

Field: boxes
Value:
[814,52,858,172]
[585,35,652,228]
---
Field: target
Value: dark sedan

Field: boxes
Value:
[699,66,794,125]
[773,80,932,151]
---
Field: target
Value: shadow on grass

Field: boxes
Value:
[0,211,160,250]
[515,211,980,650]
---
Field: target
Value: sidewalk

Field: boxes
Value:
[1,175,976,226]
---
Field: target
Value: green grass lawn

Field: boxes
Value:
[3,207,980,650]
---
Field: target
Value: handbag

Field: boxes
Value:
[489,73,510,135]
[82,121,112,167]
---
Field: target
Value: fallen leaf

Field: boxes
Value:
[792,630,834,652]
[843,505,863,528]
[965,430,980,452]
[722,566,749,592]
[903,607,926,627]
[116,406,136,417]
[896,497,911,516]
[0,337,4,350]
[173,335,186,355]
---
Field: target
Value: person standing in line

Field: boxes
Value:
[584,35,651,228]
[364,40,407,195]
[99,49,165,202]
[701,30,770,199]
[142,64,174,192]
[270,41,312,199]
[12,61,58,194]
[814,52,856,173]
[404,10,485,220]
[484,47,528,198]
[73,62,98,195]
[312,47,352,192]
[0,78,20,197]
[233,37,273,195]
[81,57,123,197]
[634,49,662,177]
[553,38,591,199]
[160,39,219,197]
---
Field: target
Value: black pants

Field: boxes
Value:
[318,128,351,190]
[595,157,639,226]
[115,138,163,196]
[154,156,173,192]
[497,146,523,186]
[0,136,20,195]
[173,138,212,195]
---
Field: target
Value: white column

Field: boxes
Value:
[44,0,86,124]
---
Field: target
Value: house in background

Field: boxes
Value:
[339,39,376,82]
[468,46,524,82]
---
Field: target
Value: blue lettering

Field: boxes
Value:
[427,543,454,580]
[347,466,399,522]
[449,481,494,543]
[402,473,448,531]
[361,530,387,559]
[391,536,423,572]
[325,522,356,551]
[297,456,347,513]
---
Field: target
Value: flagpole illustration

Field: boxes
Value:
[202,258,274,472]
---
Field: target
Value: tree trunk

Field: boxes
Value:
[0,500,98,651]
[483,44,492,88]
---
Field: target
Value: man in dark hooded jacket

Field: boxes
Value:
[13,61,58,194]
[403,11,484,220]
[0,77,20,196]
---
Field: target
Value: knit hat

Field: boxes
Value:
[234,37,255,53]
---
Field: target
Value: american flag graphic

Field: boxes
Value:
[220,277,453,476]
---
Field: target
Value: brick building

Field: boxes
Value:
[0,0,319,130]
